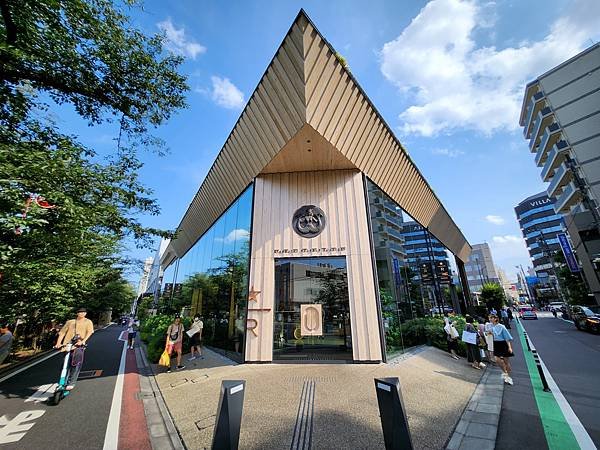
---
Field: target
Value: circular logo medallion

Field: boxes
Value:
[292,205,326,238]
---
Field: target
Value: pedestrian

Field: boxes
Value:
[490,307,497,316]
[464,316,486,370]
[166,315,185,372]
[187,315,204,361]
[501,307,510,328]
[507,307,513,328]
[444,317,460,360]
[484,317,495,363]
[490,314,514,385]
[127,317,139,350]
[552,308,557,318]
[0,323,14,365]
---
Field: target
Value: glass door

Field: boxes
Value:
[273,256,352,361]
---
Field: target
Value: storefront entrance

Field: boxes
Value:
[273,256,352,361]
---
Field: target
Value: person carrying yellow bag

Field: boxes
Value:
[158,345,170,368]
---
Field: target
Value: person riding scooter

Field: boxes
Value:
[54,307,94,390]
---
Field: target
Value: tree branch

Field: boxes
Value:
[0,0,17,45]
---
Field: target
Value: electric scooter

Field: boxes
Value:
[51,336,86,405]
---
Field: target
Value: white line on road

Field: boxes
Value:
[24,383,58,403]
[0,351,61,385]
[523,323,597,450]
[102,340,127,450]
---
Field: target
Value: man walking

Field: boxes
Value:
[0,323,14,365]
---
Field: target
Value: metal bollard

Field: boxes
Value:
[212,380,246,450]
[523,330,531,351]
[531,350,551,392]
[374,377,414,450]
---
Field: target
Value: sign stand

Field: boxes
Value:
[374,377,414,450]
[211,380,245,450]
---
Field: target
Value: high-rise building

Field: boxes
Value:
[464,243,500,293]
[136,257,153,297]
[520,43,600,304]
[515,192,565,278]
[400,220,450,277]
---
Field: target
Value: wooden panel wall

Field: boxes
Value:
[166,11,471,267]
[245,170,382,362]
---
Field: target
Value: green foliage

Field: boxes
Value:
[140,314,191,362]
[0,0,188,326]
[480,283,506,312]
[554,252,592,305]
[335,52,349,70]
[387,315,469,356]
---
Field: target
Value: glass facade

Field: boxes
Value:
[273,256,352,361]
[366,179,459,357]
[161,185,253,361]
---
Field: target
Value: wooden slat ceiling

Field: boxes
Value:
[167,9,471,263]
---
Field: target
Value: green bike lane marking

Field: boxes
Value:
[515,320,580,450]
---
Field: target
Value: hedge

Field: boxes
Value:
[140,315,192,362]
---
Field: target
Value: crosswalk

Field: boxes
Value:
[24,383,58,403]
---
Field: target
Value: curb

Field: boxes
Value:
[445,366,505,450]
[0,348,55,379]
[135,341,186,450]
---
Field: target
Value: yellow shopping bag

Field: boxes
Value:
[158,349,171,367]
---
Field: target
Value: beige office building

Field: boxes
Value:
[160,11,471,363]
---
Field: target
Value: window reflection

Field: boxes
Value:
[159,185,253,361]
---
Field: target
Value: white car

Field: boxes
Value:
[548,302,565,312]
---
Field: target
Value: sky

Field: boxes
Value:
[57,0,600,285]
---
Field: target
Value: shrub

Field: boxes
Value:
[386,315,470,356]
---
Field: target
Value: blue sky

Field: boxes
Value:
[56,0,600,284]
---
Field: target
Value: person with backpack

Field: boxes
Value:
[127,317,139,350]
[165,315,185,372]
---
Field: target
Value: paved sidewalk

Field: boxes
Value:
[135,341,185,450]
[153,347,482,449]
[446,366,505,450]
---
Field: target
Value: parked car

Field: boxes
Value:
[519,306,538,320]
[548,302,566,313]
[571,305,600,333]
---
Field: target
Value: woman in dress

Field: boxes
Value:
[490,314,514,385]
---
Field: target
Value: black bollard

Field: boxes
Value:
[531,350,551,392]
[212,380,246,450]
[523,331,531,351]
[374,377,414,450]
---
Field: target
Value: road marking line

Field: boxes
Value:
[102,341,127,450]
[0,410,46,444]
[0,351,61,385]
[538,357,597,450]
[24,383,58,403]
[518,321,596,450]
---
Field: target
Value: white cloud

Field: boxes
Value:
[485,215,505,225]
[157,18,206,59]
[488,234,531,272]
[380,0,600,136]
[216,229,250,244]
[432,148,464,157]
[210,76,245,109]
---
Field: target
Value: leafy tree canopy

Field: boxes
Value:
[0,0,188,324]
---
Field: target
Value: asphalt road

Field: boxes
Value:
[0,324,125,449]
[497,312,600,448]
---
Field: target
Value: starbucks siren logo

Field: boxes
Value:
[292,205,326,238]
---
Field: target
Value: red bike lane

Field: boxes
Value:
[118,347,152,450]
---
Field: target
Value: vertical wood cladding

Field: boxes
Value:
[245,170,382,362]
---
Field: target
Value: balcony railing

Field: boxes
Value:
[534,122,561,163]
[523,92,545,138]
[547,162,572,197]
[529,107,553,152]
[541,140,569,181]
[553,181,582,214]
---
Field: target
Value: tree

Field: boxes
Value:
[553,252,591,305]
[0,0,188,325]
[480,283,506,312]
